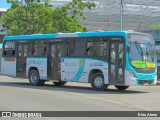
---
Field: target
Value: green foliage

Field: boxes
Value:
[1,0,96,35]
[62,0,96,19]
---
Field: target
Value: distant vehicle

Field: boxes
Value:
[1,31,157,90]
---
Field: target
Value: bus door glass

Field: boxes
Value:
[17,41,28,78]
[49,42,62,80]
[109,40,125,85]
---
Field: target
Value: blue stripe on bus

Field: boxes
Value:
[77,31,127,37]
[4,34,58,40]
[74,66,85,81]
[3,31,127,40]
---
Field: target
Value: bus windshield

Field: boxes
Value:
[128,33,155,69]
[156,44,160,62]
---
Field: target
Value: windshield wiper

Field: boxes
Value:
[135,41,144,61]
[146,42,150,58]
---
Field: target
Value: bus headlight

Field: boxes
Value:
[129,71,136,78]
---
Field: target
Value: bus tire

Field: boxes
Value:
[39,80,45,86]
[29,70,41,86]
[115,85,129,90]
[91,72,108,91]
[53,81,67,86]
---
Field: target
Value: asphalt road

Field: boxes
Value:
[0,75,160,120]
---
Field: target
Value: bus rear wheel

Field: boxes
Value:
[91,72,108,91]
[29,70,42,86]
[115,85,129,90]
[53,81,67,86]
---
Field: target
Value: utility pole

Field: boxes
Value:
[120,0,123,31]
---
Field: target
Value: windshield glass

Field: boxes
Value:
[128,33,155,69]
[156,44,160,62]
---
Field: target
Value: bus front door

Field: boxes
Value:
[109,41,125,85]
[49,42,62,80]
[17,42,28,78]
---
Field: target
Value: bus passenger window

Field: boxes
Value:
[18,45,22,57]
[32,49,37,56]
[4,41,16,57]
[43,42,47,56]
[87,46,93,56]
[87,38,107,57]
[32,41,47,56]
[65,39,75,56]
[118,44,124,67]
[19,51,22,57]
[24,46,28,57]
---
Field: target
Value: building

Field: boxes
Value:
[40,0,160,32]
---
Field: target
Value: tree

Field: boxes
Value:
[0,0,96,35]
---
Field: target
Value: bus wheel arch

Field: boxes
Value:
[28,67,44,86]
[89,70,108,91]
[88,69,103,83]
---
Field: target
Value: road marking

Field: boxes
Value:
[67,92,148,111]
[45,117,57,120]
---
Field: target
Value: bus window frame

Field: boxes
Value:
[85,36,109,62]
[3,40,17,57]
[64,37,86,58]
[48,38,64,56]
[17,40,29,58]
[65,38,75,57]
[29,39,48,57]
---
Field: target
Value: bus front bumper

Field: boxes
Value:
[125,71,157,86]
[138,79,155,85]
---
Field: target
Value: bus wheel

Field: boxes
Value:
[29,70,41,86]
[53,81,67,86]
[39,80,45,86]
[91,72,108,91]
[115,85,129,90]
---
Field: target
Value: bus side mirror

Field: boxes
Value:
[127,46,130,52]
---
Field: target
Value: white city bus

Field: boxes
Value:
[1,31,157,90]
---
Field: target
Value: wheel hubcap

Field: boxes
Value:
[94,76,103,88]
[31,73,37,83]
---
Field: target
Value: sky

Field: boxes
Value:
[0,0,11,9]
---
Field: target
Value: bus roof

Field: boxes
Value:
[3,31,150,41]
[3,31,126,40]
